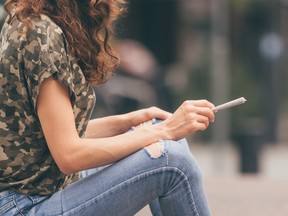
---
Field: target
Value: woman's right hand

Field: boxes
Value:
[157,100,215,141]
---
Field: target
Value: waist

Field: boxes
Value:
[0,190,13,198]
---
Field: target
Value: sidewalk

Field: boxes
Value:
[202,143,288,216]
[205,175,288,216]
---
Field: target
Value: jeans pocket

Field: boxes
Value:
[27,195,48,205]
[13,193,31,215]
[0,192,16,215]
[15,193,49,215]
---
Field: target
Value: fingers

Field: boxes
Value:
[190,99,215,109]
[195,114,211,129]
[192,120,208,131]
[181,100,215,123]
[147,106,172,120]
[197,107,215,123]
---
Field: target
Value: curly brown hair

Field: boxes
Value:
[4,0,126,85]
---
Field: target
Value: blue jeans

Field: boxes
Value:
[0,139,211,216]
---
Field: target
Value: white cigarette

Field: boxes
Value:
[212,97,247,112]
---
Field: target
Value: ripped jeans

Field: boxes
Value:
[0,139,211,216]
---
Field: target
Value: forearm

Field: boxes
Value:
[85,107,171,138]
[60,124,167,174]
[85,114,132,138]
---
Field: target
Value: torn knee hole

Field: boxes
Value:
[145,141,165,158]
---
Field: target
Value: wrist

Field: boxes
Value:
[123,111,136,128]
[131,118,156,131]
[153,120,175,141]
[115,113,134,133]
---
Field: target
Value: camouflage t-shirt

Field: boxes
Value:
[0,14,96,196]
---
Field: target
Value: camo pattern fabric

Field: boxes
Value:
[0,14,96,196]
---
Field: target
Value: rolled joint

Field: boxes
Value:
[144,140,165,159]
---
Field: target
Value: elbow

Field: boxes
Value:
[55,155,78,175]
[59,164,75,175]
[51,139,82,175]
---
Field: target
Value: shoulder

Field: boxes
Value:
[33,14,65,47]
[13,14,70,72]
[27,14,66,53]
[5,14,66,56]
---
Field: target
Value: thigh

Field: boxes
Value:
[80,165,110,179]
[33,147,169,216]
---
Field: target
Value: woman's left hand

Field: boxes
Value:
[127,106,171,128]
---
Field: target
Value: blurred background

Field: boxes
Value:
[1,0,287,215]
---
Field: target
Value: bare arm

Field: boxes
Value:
[37,78,215,175]
[85,107,171,138]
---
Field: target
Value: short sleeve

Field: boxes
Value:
[21,19,76,112]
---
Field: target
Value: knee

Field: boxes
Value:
[164,139,203,181]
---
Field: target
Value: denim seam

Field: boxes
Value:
[28,196,35,205]
[64,166,200,216]
[162,166,200,216]
[12,194,25,216]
